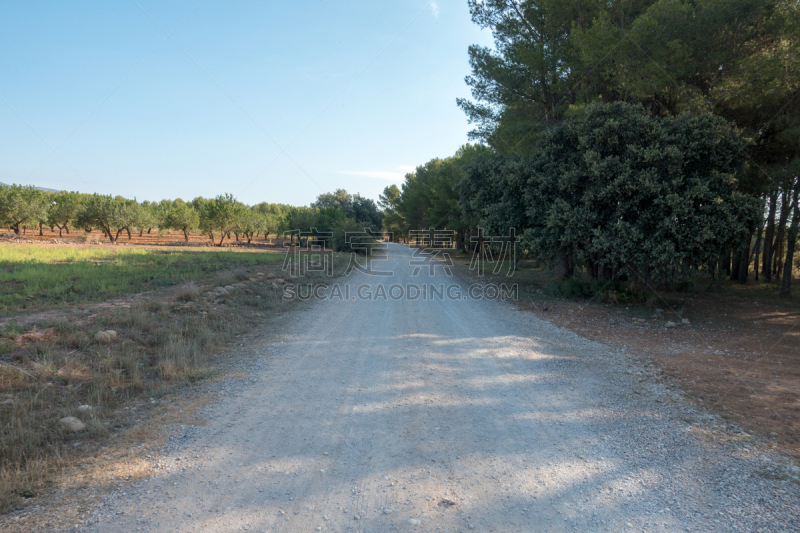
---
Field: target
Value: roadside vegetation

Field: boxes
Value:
[0,252,348,513]
[382,0,799,299]
[0,185,383,251]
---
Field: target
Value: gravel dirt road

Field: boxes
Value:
[89,244,799,532]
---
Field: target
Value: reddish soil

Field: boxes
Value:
[1,229,284,248]
[525,295,800,457]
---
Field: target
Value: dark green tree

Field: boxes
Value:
[520,103,758,282]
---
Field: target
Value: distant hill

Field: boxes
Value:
[0,181,60,193]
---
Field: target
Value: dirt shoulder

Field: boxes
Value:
[449,254,800,459]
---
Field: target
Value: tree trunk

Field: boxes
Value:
[773,190,791,277]
[38,222,43,236]
[707,257,716,289]
[139,229,144,237]
[560,251,574,278]
[147,228,152,234]
[218,233,225,246]
[779,184,800,298]
[64,224,70,234]
[776,238,785,279]
[183,227,189,242]
[737,245,750,284]
[721,251,731,277]
[763,191,778,281]
[12,223,20,234]
[730,249,740,281]
[753,223,763,281]
[126,228,132,240]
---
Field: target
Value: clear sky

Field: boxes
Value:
[0,1,492,206]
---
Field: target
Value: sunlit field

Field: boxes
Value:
[0,244,285,314]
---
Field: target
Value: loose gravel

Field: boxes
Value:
[64,244,800,532]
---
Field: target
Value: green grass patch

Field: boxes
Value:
[0,244,285,315]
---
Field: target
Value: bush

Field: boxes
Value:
[462,102,759,284]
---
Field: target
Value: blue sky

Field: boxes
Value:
[0,1,492,206]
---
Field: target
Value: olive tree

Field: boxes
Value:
[199,194,245,246]
[47,191,83,236]
[77,194,141,243]
[0,184,48,234]
[163,200,199,242]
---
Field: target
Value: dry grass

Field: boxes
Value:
[0,255,348,513]
[77,233,101,244]
[175,281,201,302]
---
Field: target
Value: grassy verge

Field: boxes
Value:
[0,252,348,513]
[0,244,287,315]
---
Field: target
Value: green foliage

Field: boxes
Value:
[1,181,384,251]
[254,201,291,217]
[46,191,83,236]
[396,144,492,246]
[379,184,405,240]
[163,200,200,242]
[0,185,48,234]
[459,0,800,182]
[198,194,246,246]
[312,189,383,230]
[234,209,267,244]
[463,102,759,283]
[75,194,141,242]
[312,189,352,211]
[457,154,529,237]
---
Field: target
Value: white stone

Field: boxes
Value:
[60,416,86,432]
[94,330,117,343]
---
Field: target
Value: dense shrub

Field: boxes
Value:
[459,103,760,285]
